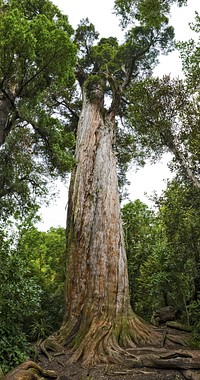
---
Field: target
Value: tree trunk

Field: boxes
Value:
[59,88,162,365]
[0,91,12,146]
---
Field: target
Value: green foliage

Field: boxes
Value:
[157,181,200,307]
[0,109,75,219]
[0,0,76,91]
[0,222,66,372]
[0,127,45,220]
[0,323,29,374]
[122,200,156,309]
[0,227,41,372]
[91,37,120,73]
[0,0,76,218]
[135,180,200,322]
[84,75,106,101]
[114,0,187,28]
[125,73,200,190]
[178,14,200,89]
[122,179,200,326]
[126,76,191,159]
[17,226,66,334]
[188,296,200,348]
[137,226,193,319]
[0,232,41,325]
[28,319,53,341]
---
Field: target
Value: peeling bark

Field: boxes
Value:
[59,87,163,364]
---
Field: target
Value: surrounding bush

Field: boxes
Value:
[0,225,66,373]
[0,229,41,372]
[0,324,29,374]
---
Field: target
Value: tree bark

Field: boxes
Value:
[59,87,162,364]
[2,361,57,380]
[0,91,12,146]
[126,348,200,370]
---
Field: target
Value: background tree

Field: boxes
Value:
[156,180,200,312]
[17,225,66,335]
[121,200,156,310]
[0,224,41,372]
[0,220,66,372]
[124,15,200,190]
[0,0,76,220]
[121,16,200,325]
[136,179,200,324]
[125,76,200,188]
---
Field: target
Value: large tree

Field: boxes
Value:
[57,0,190,365]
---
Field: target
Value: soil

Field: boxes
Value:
[37,347,188,380]
[35,333,200,380]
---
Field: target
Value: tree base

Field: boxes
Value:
[59,312,191,366]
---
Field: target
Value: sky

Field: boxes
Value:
[37,0,200,231]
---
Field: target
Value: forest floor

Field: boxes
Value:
[37,351,188,380]
[35,327,200,380]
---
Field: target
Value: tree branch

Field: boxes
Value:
[120,41,152,92]
[161,132,200,190]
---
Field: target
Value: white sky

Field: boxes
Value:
[37,0,200,231]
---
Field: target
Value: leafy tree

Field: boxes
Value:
[0,0,76,219]
[122,12,200,190]
[0,221,66,372]
[178,13,200,90]
[120,22,200,321]
[121,200,156,310]
[125,75,200,189]
[0,226,41,372]
[16,226,66,336]
[157,180,200,309]
[137,179,200,323]
[56,0,189,365]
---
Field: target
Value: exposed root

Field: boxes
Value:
[38,336,65,362]
[58,307,198,369]
[61,312,181,366]
[2,361,57,380]
[166,332,189,347]
[125,349,200,370]
[181,369,200,380]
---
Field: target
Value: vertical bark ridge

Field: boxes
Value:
[60,90,164,364]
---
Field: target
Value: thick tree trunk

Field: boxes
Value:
[59,88,162,364]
